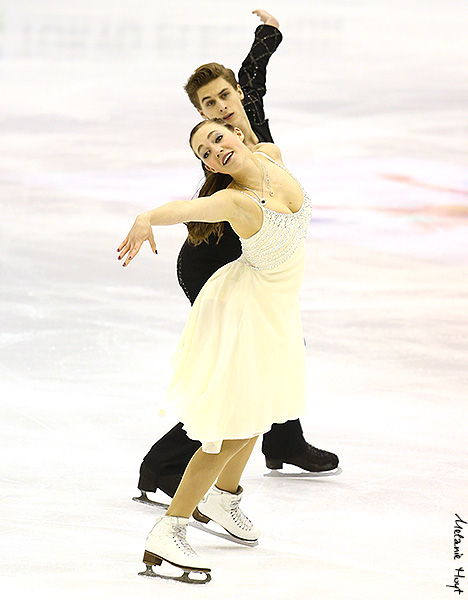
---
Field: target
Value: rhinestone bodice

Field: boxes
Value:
[238,153,312,271]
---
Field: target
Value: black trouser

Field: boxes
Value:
[138,231,307,492]
[138,419,307,492]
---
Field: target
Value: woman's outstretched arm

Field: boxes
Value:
[117,190,236,267]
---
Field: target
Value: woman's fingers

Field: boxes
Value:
[121,239,147,267]
[122,246,137,267]
[117,236,128,253]
[148,230,158,254]
[117,240,130,261]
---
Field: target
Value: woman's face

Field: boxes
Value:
[191,122,245,174]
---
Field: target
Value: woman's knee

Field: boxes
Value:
[219,438,254,456]
[198,437,255,461]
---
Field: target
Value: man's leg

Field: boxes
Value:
[138,423,201,497]
[262,419,339,472]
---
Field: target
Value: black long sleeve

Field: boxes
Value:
[238,24,283,141]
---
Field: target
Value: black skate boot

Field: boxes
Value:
[265,443,339,472]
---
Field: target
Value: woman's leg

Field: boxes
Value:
[166,438,254,518]
[193,436,260,542]
[216,436,258,493]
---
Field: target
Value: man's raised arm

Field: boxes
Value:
[238,10,283,141]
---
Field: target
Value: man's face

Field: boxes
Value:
[196,77,245,128]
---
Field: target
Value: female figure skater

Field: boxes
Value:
[117,117,312,582]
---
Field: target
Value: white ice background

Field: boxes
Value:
[1,1,467,599]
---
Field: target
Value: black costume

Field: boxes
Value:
[138,25,338,497]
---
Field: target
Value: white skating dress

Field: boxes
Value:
[164,152,313,453]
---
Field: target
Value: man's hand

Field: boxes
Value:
[252,9,280,29]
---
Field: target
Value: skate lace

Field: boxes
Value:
[172,523,197,557]
[229,497,253,531]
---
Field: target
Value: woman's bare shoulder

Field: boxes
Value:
[252,142,283,164]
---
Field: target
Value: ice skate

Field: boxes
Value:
[138,515,211,584]
[265,443,339,472]
[132,490,170,510]
[192,485,259,546]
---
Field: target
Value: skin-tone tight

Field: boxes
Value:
[166,436,258,518]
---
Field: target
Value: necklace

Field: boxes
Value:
[236,160,274,205]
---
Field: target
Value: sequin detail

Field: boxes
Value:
[239,153,312,271]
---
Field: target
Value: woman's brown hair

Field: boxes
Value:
[187,118,236,246]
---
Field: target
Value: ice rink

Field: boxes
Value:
[1,1,467,598]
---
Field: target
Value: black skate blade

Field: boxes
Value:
[132,491,170,510]
[138,564,211,584]
[190,520,258,547]
[264,466,343,478]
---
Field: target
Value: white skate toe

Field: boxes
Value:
[144,515,210,572]
[194,485,260,542]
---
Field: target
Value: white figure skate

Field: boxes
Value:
[139,515,211,584]
[192,485,260,546]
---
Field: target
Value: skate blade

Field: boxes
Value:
[190,520,258,547]
[264,466,343,478]
[138,564,211,584]
[139,563,211,584]
[132,492,169,510]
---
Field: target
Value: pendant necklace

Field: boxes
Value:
[236,160,274,205]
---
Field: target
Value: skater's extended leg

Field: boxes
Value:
[166,438,253,519]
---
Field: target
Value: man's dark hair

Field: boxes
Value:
[184,63,239,110]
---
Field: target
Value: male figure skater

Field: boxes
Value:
[136,10,339,502]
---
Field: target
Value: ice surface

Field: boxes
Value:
[1,1,467,599]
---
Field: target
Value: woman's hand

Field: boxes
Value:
[252,9,279,29]
[117,213,157,267]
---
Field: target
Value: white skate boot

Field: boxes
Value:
[139,515,211,584]
[193,485,260,544]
